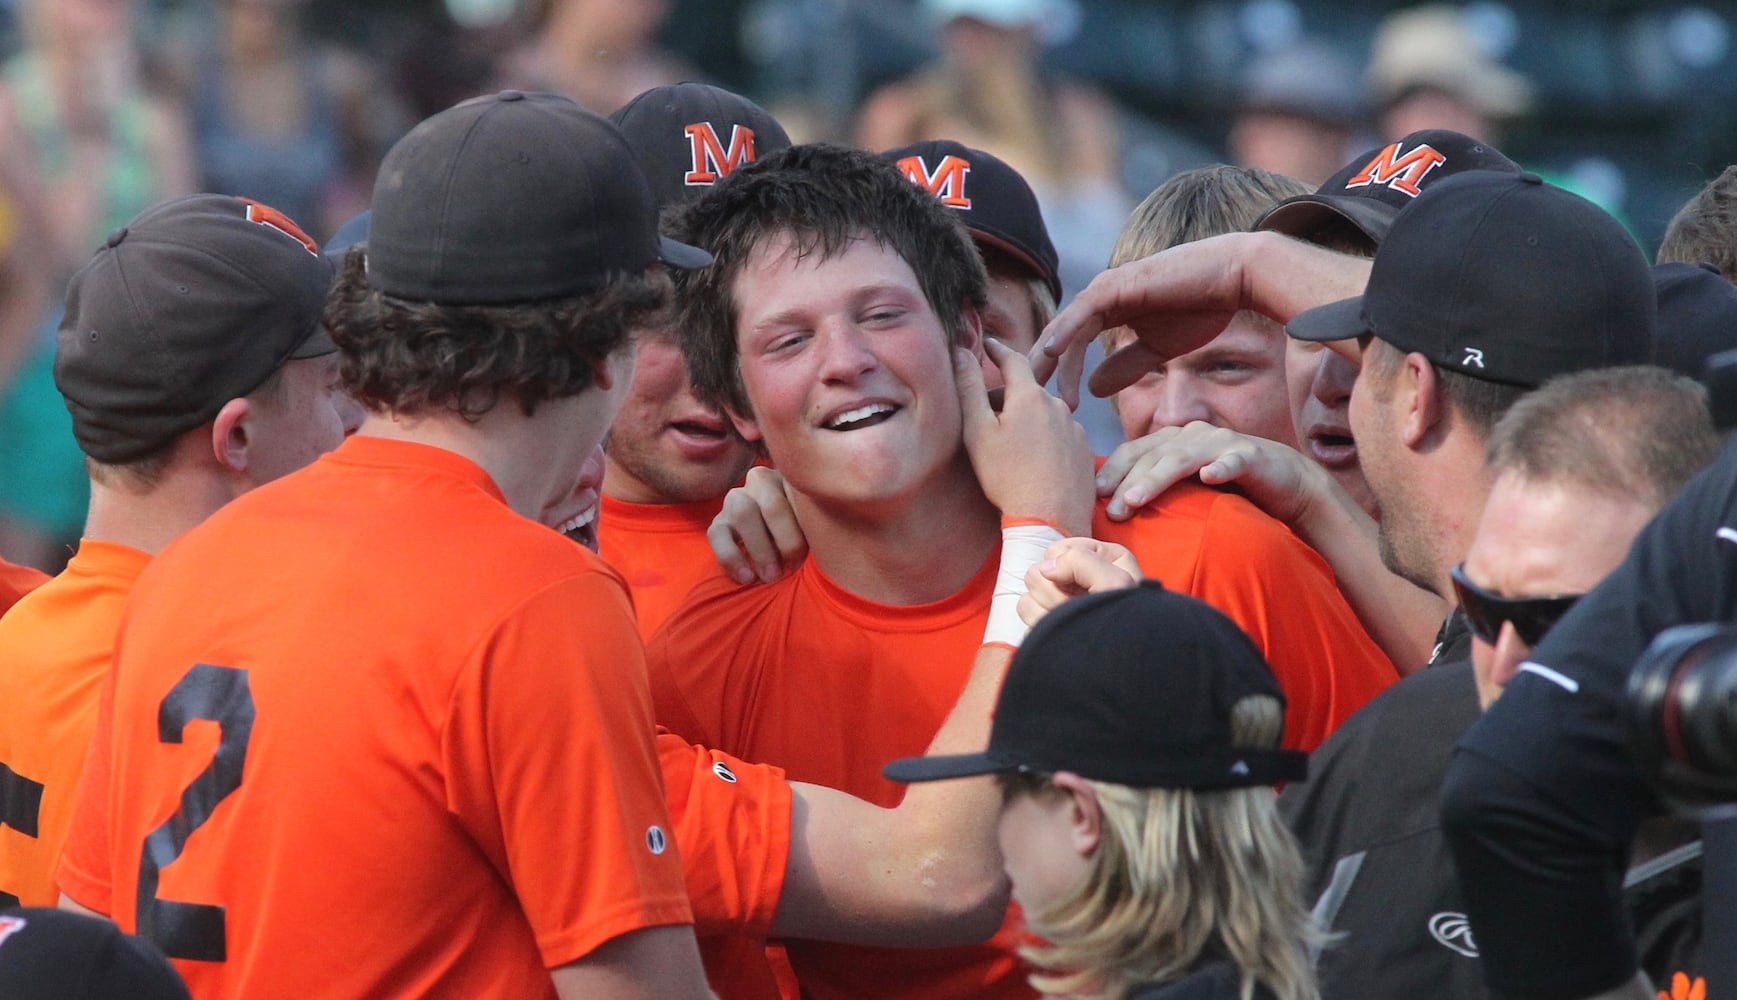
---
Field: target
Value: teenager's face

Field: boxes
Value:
[244,354,360,487]
[604,327,755,505]
[1287,338,1375,516]
[1109,310,1296,448]
[996,786,1092,918]
[727,234,970,511]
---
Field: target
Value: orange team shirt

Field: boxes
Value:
[0,539,151,908]
[647,481,1398,1000]
[57,436,691,1000]
[0,557,46,615]
[598,492,727,639]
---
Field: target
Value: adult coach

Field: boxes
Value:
[57,92,715,998]
[0,194,354,910]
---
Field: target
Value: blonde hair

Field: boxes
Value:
[1011,695,1321,1000]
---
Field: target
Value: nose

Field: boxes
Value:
[337,392,365,436]
[575,444,608,494]
[1152,374,1210,431]
[1312,347,1357,408]
[815,318,879,384]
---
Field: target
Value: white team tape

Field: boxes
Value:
[983,524,1064,648]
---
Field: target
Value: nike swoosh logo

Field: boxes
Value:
[1717,527,1737,544]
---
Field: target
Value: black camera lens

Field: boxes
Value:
[1628,623,1737,781]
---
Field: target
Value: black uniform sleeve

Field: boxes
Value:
[1441,439,1737,999]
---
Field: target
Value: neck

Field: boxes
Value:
[82,471,242,556]
[358,409,567,520]
[1420,431,1497,601]
[791,453,999,605]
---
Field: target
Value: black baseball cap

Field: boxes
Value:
[0,907,191,1000]
[609,82,791,210]
[54,193,334,464]
[1287,171,1656,388]
[1256,129,1520,249]
[1652,262,1737,383]
[884,581,1308,790]
[367,90,711,305]
[882,139,1063,302]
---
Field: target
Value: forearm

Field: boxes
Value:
[1240,231,1374,327]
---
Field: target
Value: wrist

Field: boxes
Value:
[983,523,1064,648]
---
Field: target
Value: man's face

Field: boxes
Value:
[1109,310,1296,447]
[243,354,361,486]
[1347,338,1438,593]
[603,327,756,505]
[980,268,1041,356]
[728,234,969,510]
[1287,338,1375,515]
[1463,472,1654,708]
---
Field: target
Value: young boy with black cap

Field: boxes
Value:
[886,581,1318,1000]
[57,92,716,999]
[0,194,356,912]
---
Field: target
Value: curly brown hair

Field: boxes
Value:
[324,249,670,419]
[666,143,988,418]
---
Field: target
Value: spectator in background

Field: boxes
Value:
[1366,4,1532,145]
[0,0,195,572]
[1228,41,1368,188]
[856,0,1130,299]
[500,0,698,113]
[1657,165,1737,283]
[161,0,401,240]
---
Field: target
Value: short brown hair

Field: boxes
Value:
[1658,166,1737,283]
[324,249,669,420]
[667,143,988,417]
[1487,365,1719,508]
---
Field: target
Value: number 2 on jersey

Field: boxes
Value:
[138,663,255,962]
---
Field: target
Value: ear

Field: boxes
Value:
[726,398,762,444]
[210,397,253,474]
[1051,771,1102,858]
[957,303,986,363]
[586,352,619,393]
[1400,352,1445,448]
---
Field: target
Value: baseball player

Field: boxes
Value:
[650,142,1394,998]
[56,92,715,999]
[0,194,354,911]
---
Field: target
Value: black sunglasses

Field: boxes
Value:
[1449,563,1583,647]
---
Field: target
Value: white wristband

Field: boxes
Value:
[983,524,1064,648]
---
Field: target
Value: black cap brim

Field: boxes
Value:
[883,749,1018,783]
[659,235,713,270]
[1256,195,1397,247]
[1286,294,1369,343]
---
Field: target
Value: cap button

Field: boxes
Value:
[105,226,127,248]
[498,90,525,102]
[1518,172,1543,185]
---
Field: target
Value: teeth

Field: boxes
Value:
[824,402,895,430]
[556,505,598,535]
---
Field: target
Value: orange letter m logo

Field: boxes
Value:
[895,154,972,208]
[1344,142,1448,198]
[685,123,760,186]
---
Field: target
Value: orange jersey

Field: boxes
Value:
[0,540,150,908]
[598,492,727,639]
[648,482,1397,999]
[649,553,1030,1000]
[1096,481,1398,750]
[0,557,47,614]
[58,436,691,999]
